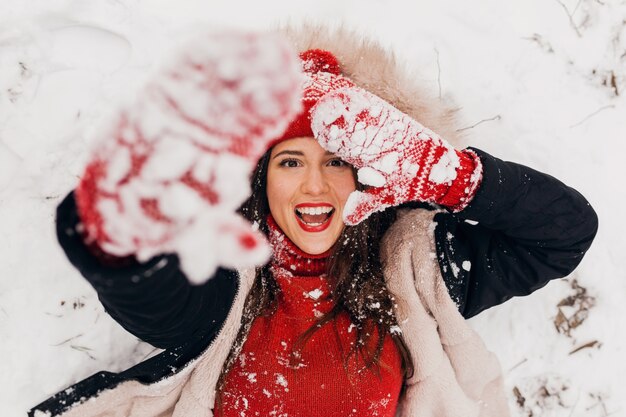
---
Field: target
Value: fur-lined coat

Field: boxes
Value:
[29,26,597,417]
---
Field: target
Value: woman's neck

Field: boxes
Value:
[267,215,330,277]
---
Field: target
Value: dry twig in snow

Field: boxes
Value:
[568,340,601,355]
[51,333,84,347]
[554,0,583,37]
[569,104,615,128]
[70,345,96,360]
[434,47,442,99]
[508,357,528,372]
[456,115,501,132]
[522,34,555,53]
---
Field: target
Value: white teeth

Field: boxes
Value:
[295,206,333,215]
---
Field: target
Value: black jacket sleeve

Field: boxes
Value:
[56,192,239,349]
[434,148,598,319]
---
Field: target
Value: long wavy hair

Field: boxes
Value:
[215,147,414,406]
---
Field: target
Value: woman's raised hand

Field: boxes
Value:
[75,31,302,283]
[310,86,483,225]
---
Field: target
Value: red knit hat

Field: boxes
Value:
[267,49,354,148]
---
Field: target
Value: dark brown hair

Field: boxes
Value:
[215,148,414,405]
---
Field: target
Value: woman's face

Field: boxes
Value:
[267,137,356,255]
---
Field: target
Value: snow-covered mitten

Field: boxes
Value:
[311,87,483,225]
[270,49,355,142]
[75,31,303,283]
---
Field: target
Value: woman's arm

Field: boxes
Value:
[434,148,598,319]
[57,192,239,349]
[305,73,597,318]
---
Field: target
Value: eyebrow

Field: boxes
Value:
[272,150,335,159]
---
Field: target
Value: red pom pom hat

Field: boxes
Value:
[267,49,353,148]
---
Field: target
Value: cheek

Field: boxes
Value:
[266,170,294,215]
[335,173,357,204]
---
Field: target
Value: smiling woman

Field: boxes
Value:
[214,133,408,416]
[30,26,598,417]
[267,137,356,254]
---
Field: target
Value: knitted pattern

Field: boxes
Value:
[215,217,403,417]
[270,49,354,146]
[311,87,483,225]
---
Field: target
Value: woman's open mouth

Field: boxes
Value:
[294,203,335,232]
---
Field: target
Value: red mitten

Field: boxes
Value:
[75,31,303,283]
[310,86,483,226]
[269,49,355,143]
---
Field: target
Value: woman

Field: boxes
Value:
[29,27,598,417]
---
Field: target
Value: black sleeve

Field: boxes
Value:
[56,192,239,349]
[433,148,598,319]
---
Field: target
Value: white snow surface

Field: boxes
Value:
[1,1,624,416]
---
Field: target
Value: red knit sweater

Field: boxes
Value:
[214,217,403,417]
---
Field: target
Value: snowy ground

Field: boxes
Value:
[1,0,625,416]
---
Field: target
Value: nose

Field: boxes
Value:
[300,166,330,196]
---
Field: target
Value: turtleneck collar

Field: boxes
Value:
[267,215,330,277]
[267,215,335,318]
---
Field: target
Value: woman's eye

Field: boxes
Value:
[328,159,348,167]
[279,159,300,168]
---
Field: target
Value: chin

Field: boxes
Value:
[298,240,334,255]
[290,225,343,255]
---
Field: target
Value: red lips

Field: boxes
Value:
[294,203,335,233]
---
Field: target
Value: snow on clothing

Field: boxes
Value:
[214,216,403,416]
[308,71,484,222]
[30,27,598,416]
[73,32,304,284]
[30,146,597,416]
